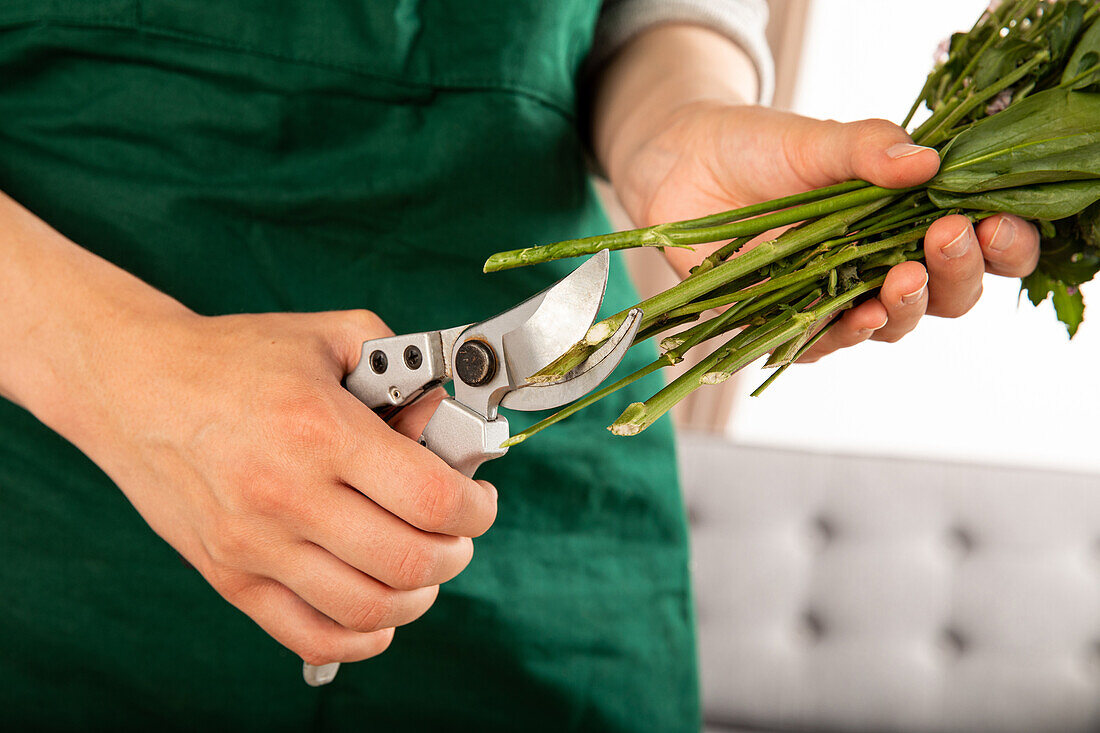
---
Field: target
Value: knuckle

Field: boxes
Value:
[205,564,252,600]
[346,308,388,334]
[852,117,899,142]
[204,515,255,568]
[228,460,294,518]
[392,539,442,590]
[411,470,467,533]
[346,590,394,633]
[269,392,344,457]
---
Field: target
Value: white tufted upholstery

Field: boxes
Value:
[678,432,1100,733]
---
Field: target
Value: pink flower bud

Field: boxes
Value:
[934,38,951,66]
[985,88,1014,115]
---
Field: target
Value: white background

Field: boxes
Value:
[727,0,1100,473]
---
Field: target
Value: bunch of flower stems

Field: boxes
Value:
[484,0,1100,444]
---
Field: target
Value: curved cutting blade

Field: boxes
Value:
[452,251,612,418]
[499,308,642,412]
[497,249,610,383]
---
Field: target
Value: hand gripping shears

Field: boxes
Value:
[302,250,641,686]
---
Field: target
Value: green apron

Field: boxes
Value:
[0,3,699,730]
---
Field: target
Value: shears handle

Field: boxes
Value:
[303,372,512,686]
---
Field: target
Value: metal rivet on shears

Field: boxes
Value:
[455,340,496,387]
[403,345,422,370]
[369,350,388,374]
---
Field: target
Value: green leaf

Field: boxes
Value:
[1052,282,1085,337]
[1021,274,1086,338]
[930,89,1100,193]
[1021,270,1055,307]
[1063,16,1100,90]
[973,39,1046,89]
[1018,210,1099,339]
[1045,1,1088,66]
[928,179,1100,220]
[1034,216,1100,286]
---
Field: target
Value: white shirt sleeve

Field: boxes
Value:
[589,0,775,105]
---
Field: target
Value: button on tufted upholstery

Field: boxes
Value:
[679,432,1100,733]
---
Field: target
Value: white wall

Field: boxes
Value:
[728,0,1100,474]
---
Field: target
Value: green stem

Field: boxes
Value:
[663,278,817,324]
[483,186,902,272]
[668,224,930,316]
[661,280,821,355]
[607,320,780,437]
[941,13,1005,102]
[500,360,664,447]
[676,180,869,230]
[526,194,894,382]
[691,236,754,275]
[918,49,1050,147]
[632,312,699,344]
[661,187,905,246]
[609,315,801,436]
[753,319,839,395]
[703,273,889,383]
[609,274,888,436]
[910,92,964,142]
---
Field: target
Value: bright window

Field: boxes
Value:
[728,0,1100,473]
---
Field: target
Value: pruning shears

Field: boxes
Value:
[302,250,641,686]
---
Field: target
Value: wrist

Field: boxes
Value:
[591,24,759,190]
[0,192,197,445]
[24,290,199,454]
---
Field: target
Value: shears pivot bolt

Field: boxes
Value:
[455,340,496,387]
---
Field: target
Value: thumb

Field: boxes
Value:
[797,118,940,190]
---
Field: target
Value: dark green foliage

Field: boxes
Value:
[1063,10,1100,89]
[1021,203,1100,336]
[930,88,1100,196]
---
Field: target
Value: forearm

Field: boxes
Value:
[591,24,759,192]
[0,191,193,440]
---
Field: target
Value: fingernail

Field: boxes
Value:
[886,143,936,159]
[483,481,498,502]
[856,315,889,338]
[901,274,928,305]
[989,216,1017,252]
[940,227,973,259]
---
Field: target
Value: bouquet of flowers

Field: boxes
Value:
[485,0,1100,443]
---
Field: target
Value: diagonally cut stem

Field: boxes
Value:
[609,274,888,435]
[483,186,903,272]
[526,196,897,383]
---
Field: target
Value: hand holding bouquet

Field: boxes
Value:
[487,0,1100,443]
